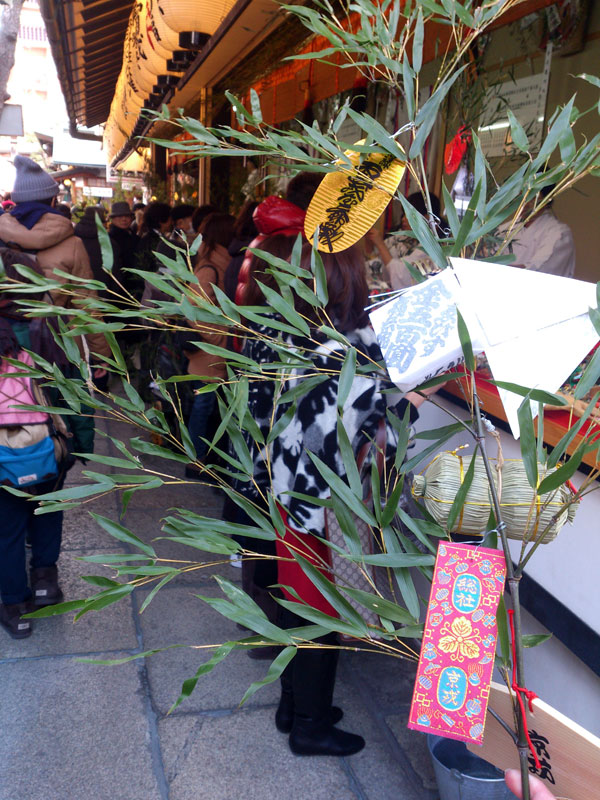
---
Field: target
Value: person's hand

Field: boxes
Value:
[364,226,384,245]
[504,769,559,800]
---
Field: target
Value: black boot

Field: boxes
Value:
[289,715,365,757]
[276,691,344,734]
[0,601,33,639]
[288,646,364,756]
[30,566,64,607]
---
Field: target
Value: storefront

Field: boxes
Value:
[40,0,600,737]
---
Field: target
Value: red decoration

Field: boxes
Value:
[444,125,472,175]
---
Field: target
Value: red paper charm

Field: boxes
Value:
[408,542,506,745]
[444,126,472,174]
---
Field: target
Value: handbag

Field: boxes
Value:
[324,419,393,639]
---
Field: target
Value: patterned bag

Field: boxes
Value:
[324,420,391,639]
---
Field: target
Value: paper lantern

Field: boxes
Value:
[155,0,237,45]
[304,141,405,252]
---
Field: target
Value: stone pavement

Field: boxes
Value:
[0,413,439,800]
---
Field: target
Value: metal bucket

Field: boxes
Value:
[427,735,519,800]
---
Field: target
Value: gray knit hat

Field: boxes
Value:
[12,155,59,203]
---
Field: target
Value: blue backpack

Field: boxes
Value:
[0,348,62,490]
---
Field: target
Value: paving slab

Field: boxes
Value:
[332,676,426,800]
[0,549,137,659]
[386,712,438,793]
[0,655,162,800]
[159,708,358,800]
[138,584,280,714]
[61,502,131,551]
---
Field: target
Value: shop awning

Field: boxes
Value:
[40,0,132,128]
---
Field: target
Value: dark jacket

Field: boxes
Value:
[74,215,121,296]
[109,224,142,299]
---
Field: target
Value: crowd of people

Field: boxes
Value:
[0,155,574,781]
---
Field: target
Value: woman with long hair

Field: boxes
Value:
[242,241,430,755]
[184,212,235,475]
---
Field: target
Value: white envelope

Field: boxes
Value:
[370,258,599,438]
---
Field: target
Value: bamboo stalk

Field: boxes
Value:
[471,376,531,800]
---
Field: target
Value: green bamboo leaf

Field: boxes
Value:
[278,374,329,404]
[337,347,357,410]
[381,525,420,620]
[240,646,297,705]
[35,481,114,503]
[340,585,415,625]
[349,552,434,567]
[394,507,437,554]
[450,180,482,256]
[345,108,406,161]
[534,97,575,165]
[306,451,376,525]
[573,347,600,400]
[537,446,584,495]
[336,417,362,497]
[456,308,474,371]
[547,392,599,469]
[496,594,510,668]
[402,55,414,121]
[128,437,189,464]
[25,599,86,618]
[490,381,567,406]
[198,593,293,644]
[80,575,122,589]
[276,597,367,638]
[80,646,181,666]
[517,398,538,489]
[311,246,329,304]
[89,513,157,557]
[442,182,460,239]
[266,401,296,444]
[73,453,140,469]
[506,109,529,153]
[95,213,113,272]
[399,194,446,268]
[169,642,237,713]
[294,555,370,635]
[412,7,424,73]
[401,428,462,472]
[446,448,478,532]
[74,584,135,620]
[522,633,552,648]
[381,478,405,528]
[249,88,263,124]
[410,66,466,160]
[414,422,466,441]
[537,401,545,465]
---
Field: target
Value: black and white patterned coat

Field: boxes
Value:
[238,319,415,539]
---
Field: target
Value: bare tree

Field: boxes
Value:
[0,0,24,115]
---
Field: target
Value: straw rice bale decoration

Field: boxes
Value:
[412,451,578,543]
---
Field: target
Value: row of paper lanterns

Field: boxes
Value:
[104,0,236,162]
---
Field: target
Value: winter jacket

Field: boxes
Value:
[108,224,142,299]
[74,216,121,296]
[0,211,110,361]
[185,243,229,382]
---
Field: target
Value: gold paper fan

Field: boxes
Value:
[304,141,405,253]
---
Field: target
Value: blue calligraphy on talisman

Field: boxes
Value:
[375,278,456,373]
[452,573,481,613]
[437,667,467,711]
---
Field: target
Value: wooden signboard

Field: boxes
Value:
[467,682,600,800]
